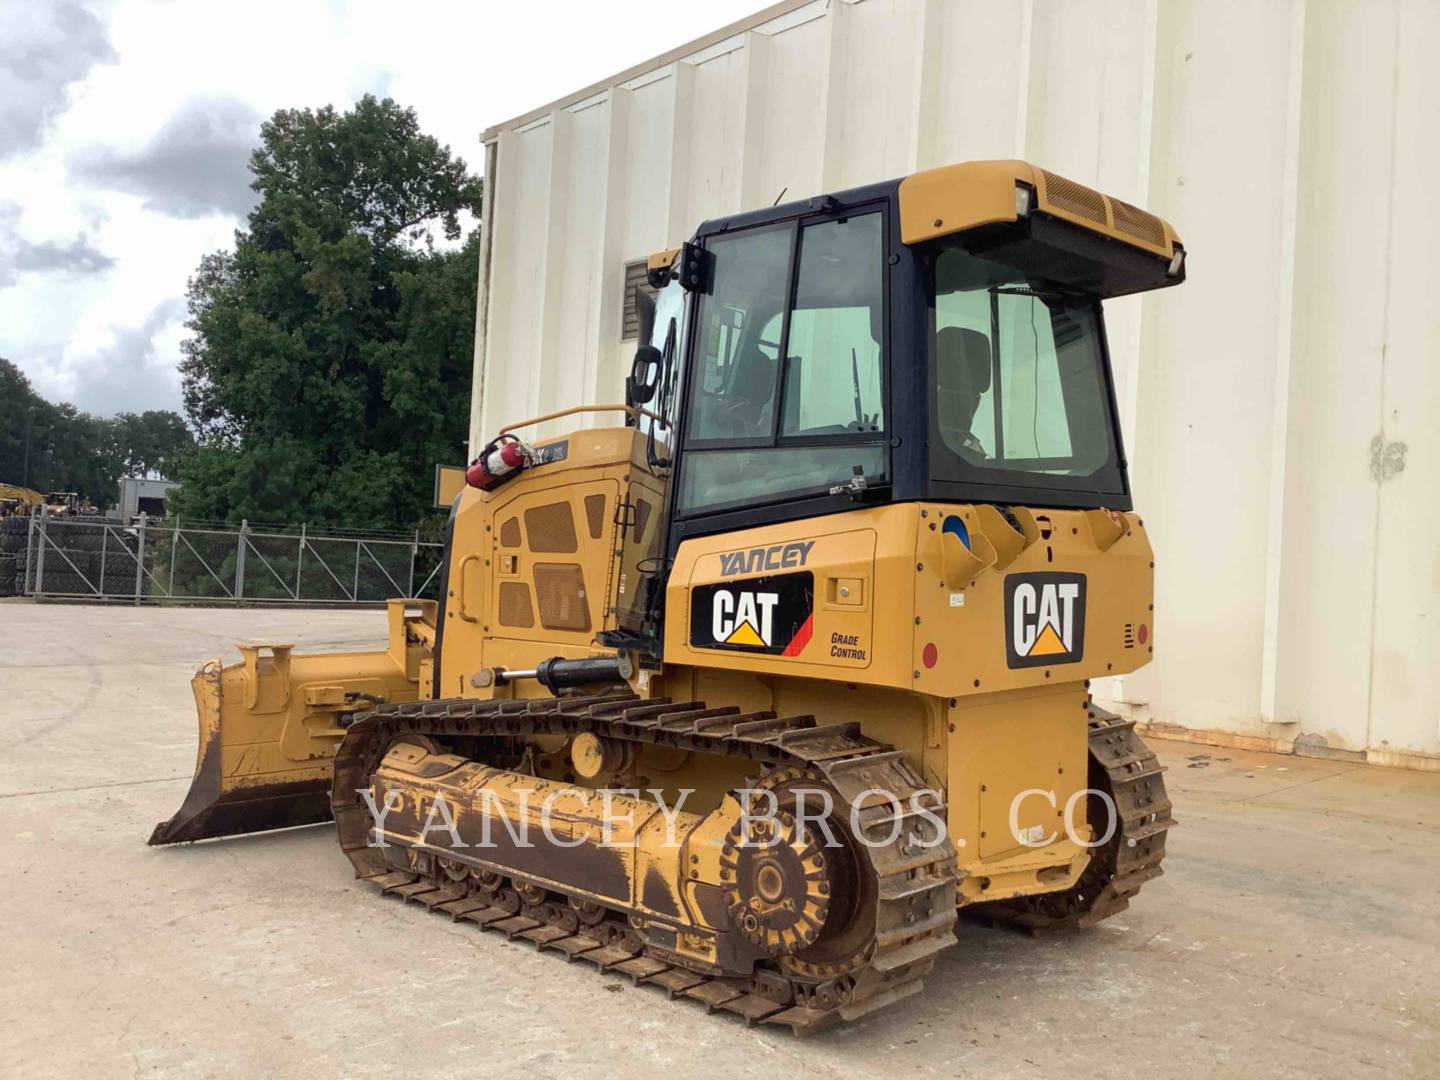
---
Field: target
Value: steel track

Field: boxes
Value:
[330,692,960,1034]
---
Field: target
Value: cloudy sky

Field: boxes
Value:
[0,0,761,417]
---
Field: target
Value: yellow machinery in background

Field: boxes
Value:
[43,491,89,517]
[0,485,42,595]
[0,484,43,519]
[154,160,1182,1033]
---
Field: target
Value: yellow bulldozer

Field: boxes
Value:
[153,160,1182,1033]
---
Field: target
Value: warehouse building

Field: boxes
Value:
[467,0,1436,768]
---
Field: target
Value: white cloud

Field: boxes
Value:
[0,0,767,417]
[0,0,116,157]
[70,96,263,218]
[0,201,113,287]
[65,297,188,414]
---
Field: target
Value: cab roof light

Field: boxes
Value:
[1166,245,1186,278]
[1015,182,1035,218]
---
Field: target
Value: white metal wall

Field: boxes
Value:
[473,0,1438,768]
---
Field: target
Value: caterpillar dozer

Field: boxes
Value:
[152,160,1182,1033]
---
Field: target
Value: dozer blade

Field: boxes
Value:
[150,600,432,845]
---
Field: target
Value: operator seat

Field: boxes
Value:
[724,343,778,437]
[936,326,992,456]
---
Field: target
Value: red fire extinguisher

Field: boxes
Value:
[465,434,533,492]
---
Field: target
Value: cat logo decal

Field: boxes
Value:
[691,572,813,657]
[1005,573,1086,668]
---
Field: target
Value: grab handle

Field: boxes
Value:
[457,554,481,623]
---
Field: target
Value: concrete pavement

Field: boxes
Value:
[1,601,1436,1078]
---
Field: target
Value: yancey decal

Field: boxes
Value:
[690,571,814,657]
[717,540,814,578]
[1004,572,1087,668]
[532,440,569,466]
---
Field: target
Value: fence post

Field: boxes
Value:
[134,512,147,604]
[236,519,248,601]
[34,508,47,600]
[352,540,362,602]
[99,520,108,596]
[408,529,419,598]
[296,522,306,601]
[21,512,33,595]
[168,516,179,598]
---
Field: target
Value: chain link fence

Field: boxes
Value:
[4,514,443,605]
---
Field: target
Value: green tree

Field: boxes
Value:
[0,358,40,487]
[174,95,482,528]
[0,358,191,508]
[111,410,194,478]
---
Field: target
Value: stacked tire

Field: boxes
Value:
[100,528,144,596]
[0,517,28,596]
[34,519,101,596]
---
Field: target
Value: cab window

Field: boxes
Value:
[931,245,1121,495]
[679,212,887,515]
[686,224,790,442]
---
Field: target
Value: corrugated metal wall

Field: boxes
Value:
[472,0,1438,768]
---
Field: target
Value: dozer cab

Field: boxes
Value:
[153,160,1182,1033]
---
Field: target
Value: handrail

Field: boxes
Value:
[500,403,636,434]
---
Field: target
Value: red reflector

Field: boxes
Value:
[922,643,938,669]
[1137,623,1149,645]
